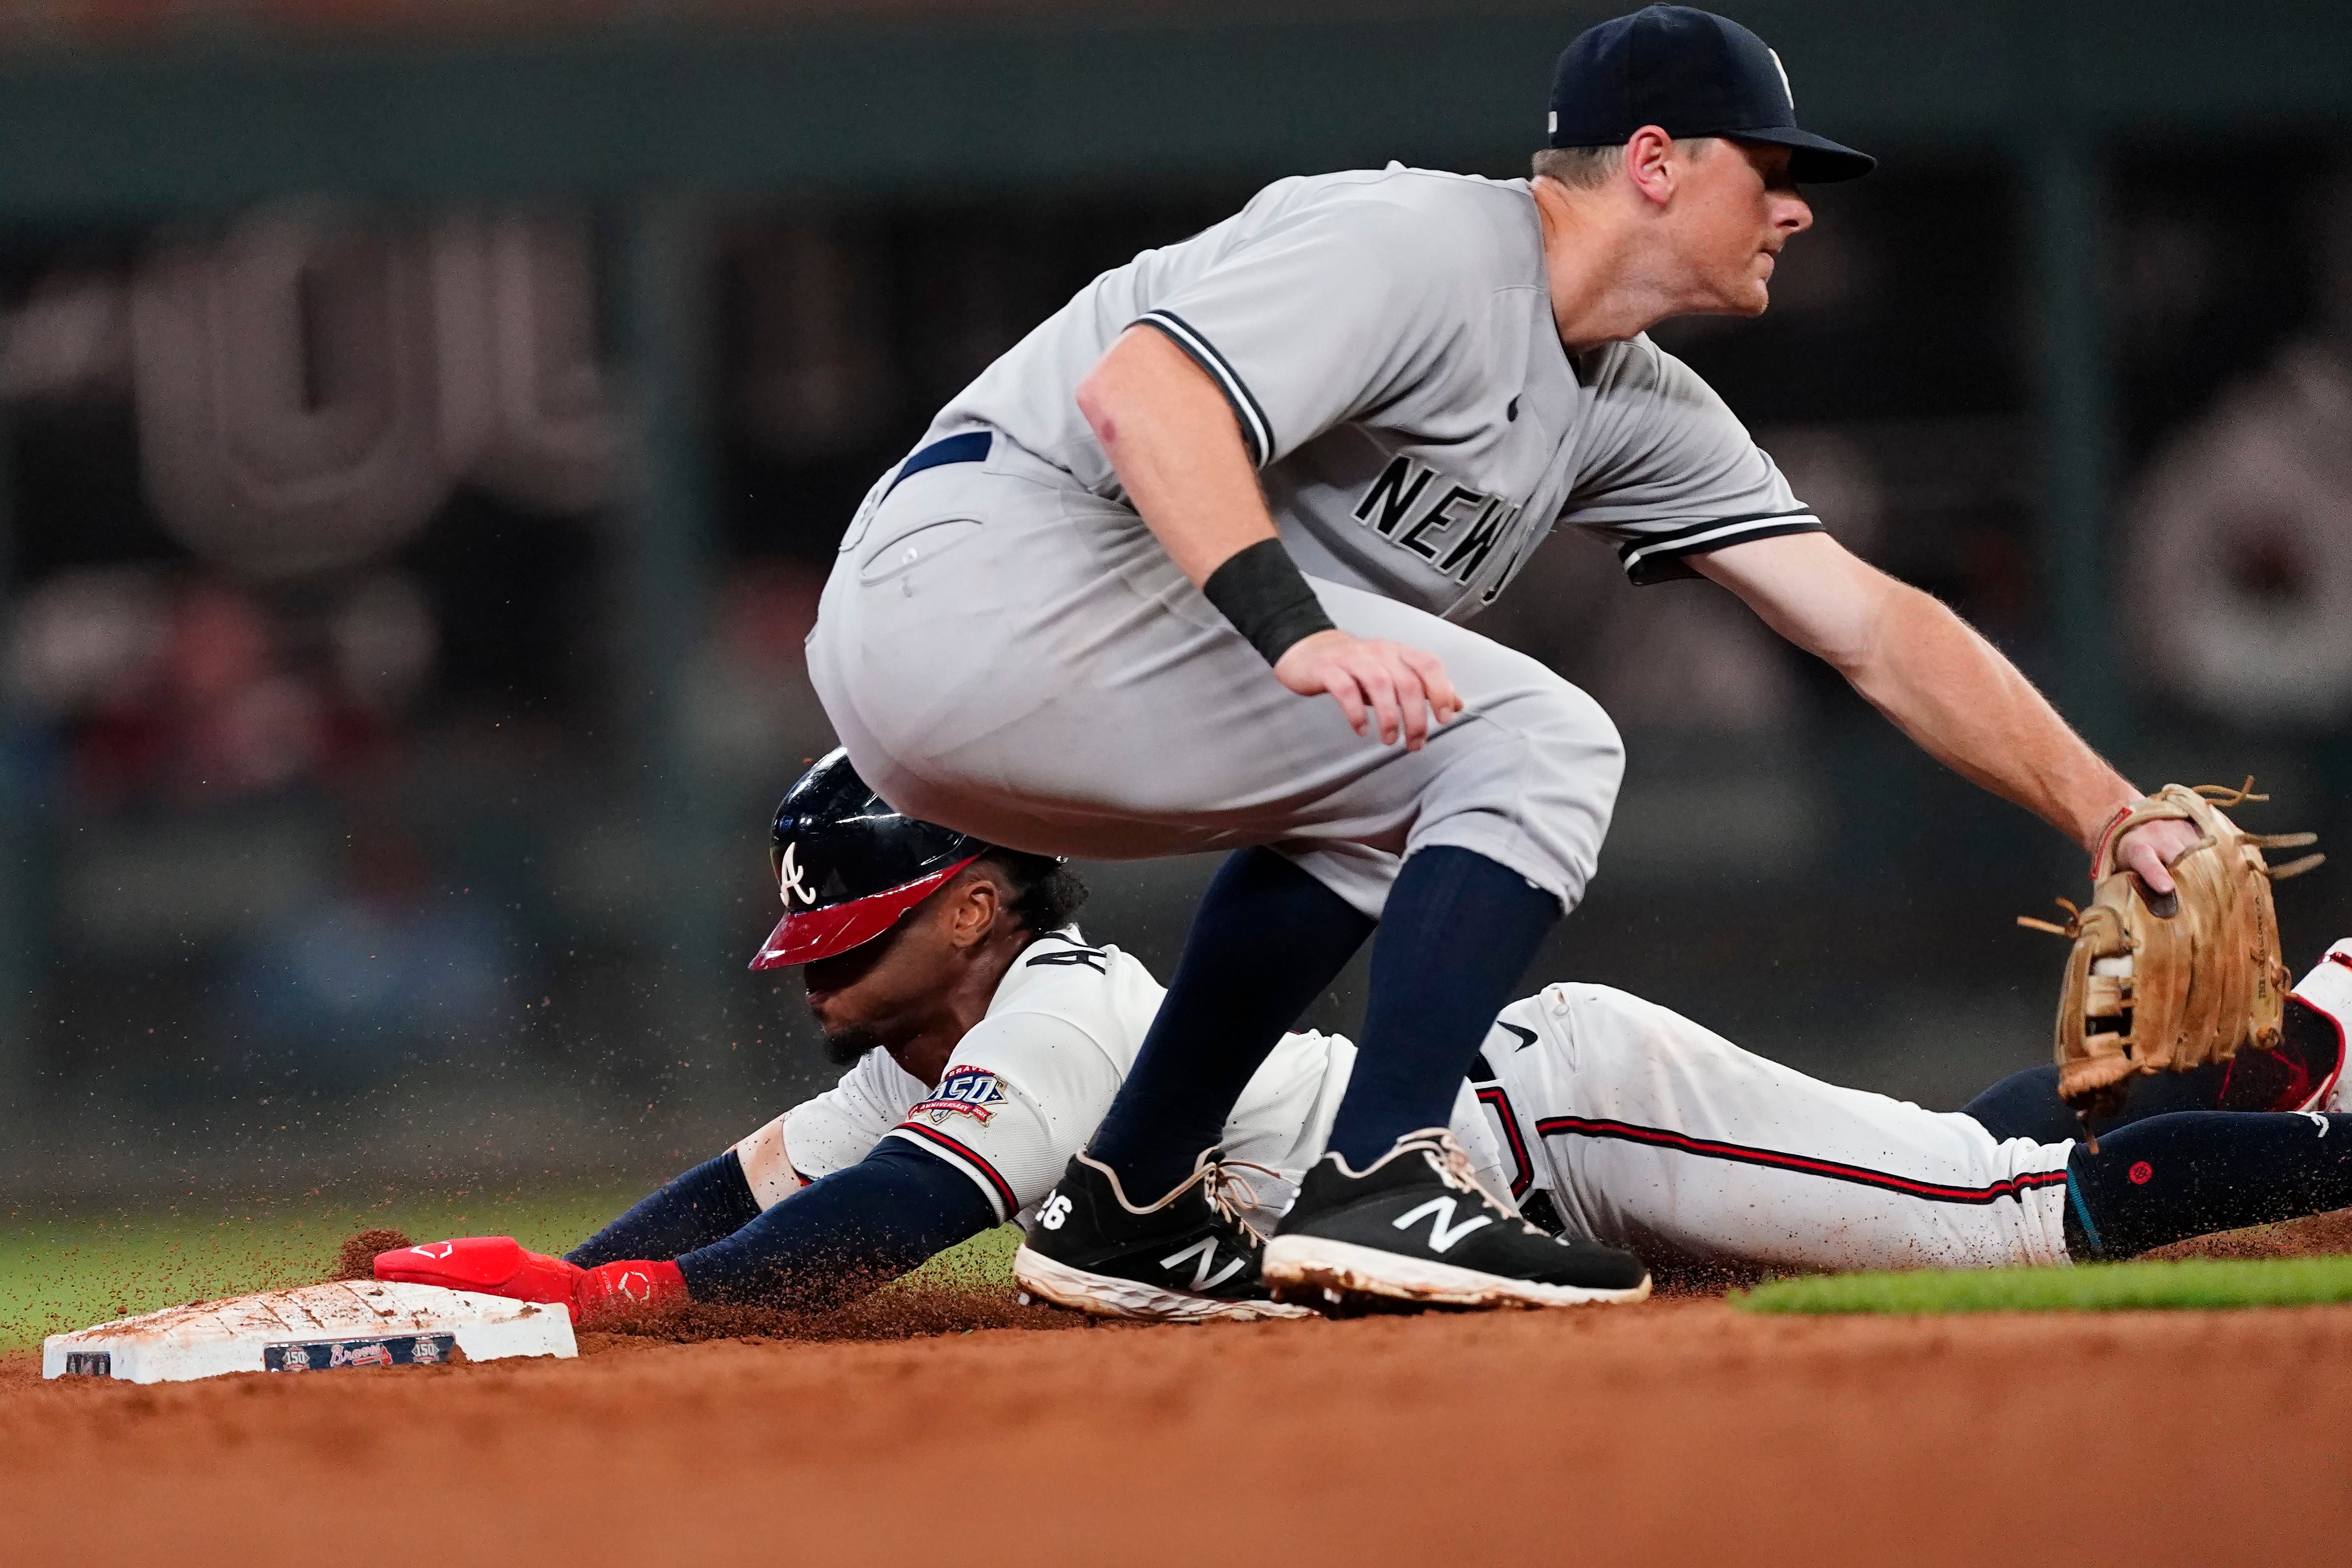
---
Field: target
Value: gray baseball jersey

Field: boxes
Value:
[929,162,1821,618]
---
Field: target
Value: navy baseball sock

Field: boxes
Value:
[1088,847,1375,1198]
[2065,1110,2352,1260]
[1963,996,2344,1145]
[566,1149,764,1268]
[1962,1062,2234,1145]
[1326,846,1559,1168]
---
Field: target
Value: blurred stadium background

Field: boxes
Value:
[0,0,2346,1209]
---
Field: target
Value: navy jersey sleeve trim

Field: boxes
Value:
[1133,310,1274,469]
[1615,508,1824,586]
[888,1122,1019,1221]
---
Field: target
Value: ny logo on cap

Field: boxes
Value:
[778,841,815,908]
[1768,47,1793,109]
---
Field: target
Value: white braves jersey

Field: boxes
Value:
[771,928,1503,1226]
[924,164,1818,617]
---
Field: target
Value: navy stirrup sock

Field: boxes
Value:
[1089,848,1375,1198]
[2066,1111,2352,1260]
[1962,1062,2235,1145]
[1967,996,2346,1146]
[1327,847,1560,1168]
[566,1149,764,1268]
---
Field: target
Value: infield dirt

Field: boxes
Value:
[6,1291,2349,1568]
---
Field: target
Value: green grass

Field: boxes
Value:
[900,1224,1023,1291]
[0,1194,1029,1352]
[1735,1254,2352,1316]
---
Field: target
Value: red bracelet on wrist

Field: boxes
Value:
[2088,803,2134,883]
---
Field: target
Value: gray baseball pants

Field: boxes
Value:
[806,433,1622,918]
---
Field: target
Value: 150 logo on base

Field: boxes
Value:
[265,1335,456,1372]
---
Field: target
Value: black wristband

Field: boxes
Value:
[1200,538,1336,666]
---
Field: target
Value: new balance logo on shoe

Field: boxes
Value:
[1160,1237,1247,1292]
[1039,1193,1074,1230]
[1392,1196,1492,1254]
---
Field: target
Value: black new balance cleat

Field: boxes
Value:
[1263,1128,1651,1311]
[1013,1148,1313,1323]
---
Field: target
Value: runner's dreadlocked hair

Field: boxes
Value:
[973,849,1090,938]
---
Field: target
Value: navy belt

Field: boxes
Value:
[883,431,991,501]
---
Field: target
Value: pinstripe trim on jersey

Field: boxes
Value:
[1534,1115,2072,1206]
[1475,1084,1537,1199]
[887,1123,1017,1221]
[1615,507,1825,586]
[1132,310,1274,468]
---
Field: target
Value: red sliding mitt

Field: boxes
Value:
[374,1236,685,1330]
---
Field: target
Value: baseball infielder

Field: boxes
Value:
[380,756,2352,1325]
[794,5,2205,1312]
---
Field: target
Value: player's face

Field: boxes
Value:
[799,903,963,1066]
[1676,140,1812,316]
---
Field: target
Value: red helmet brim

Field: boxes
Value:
[747,854,982,970]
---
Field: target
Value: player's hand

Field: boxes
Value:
[376,1236,584,1303]
[375,1236,686,1328]
[2112,816,2204,909]
[1273,629,1462,750]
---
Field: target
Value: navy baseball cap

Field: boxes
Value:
[1548,6,1874,183]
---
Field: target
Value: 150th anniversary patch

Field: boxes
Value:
[912,1067,1010,1127]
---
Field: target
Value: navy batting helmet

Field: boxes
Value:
[749,749,986,970]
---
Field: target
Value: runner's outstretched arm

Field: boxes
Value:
[566,1150,764,1269]
[379,1142,996,1323]
[673,1141,996,1312]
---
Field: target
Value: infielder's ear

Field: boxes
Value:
[1624,125,1681,206]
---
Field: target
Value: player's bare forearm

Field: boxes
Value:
[1076,325,1277,585]
[1076,326,1462,747]
[1696,532,2134,849]
[1843,587,2132,847]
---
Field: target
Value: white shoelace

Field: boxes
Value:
[1395,1128,1544,1236]
[1109,1151,1284,1243]
[1200,1158,1283,1244]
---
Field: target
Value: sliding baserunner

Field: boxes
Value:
[378,756,2352,1323]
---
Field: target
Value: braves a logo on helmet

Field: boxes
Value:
[913,1066,1009,1127]
[777,841,816,908]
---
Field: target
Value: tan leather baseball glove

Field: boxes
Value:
[2019,781,2322,1132]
